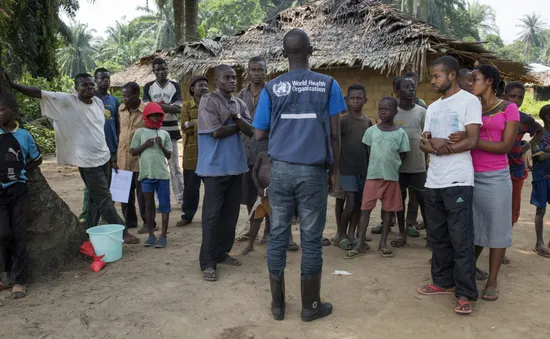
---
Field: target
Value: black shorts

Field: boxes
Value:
[399,172,427,192]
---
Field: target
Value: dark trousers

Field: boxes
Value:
[199,175,242,271]
[181,169,202,221]
[406,189,419,224]
[121,172,146,228]
[79,162,126,230]
[425,186,478,300]
[0,183,29,285]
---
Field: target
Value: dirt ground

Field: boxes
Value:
[2,152,550,339]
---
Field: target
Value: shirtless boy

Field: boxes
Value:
[241,152,298,255]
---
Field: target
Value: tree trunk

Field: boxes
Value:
[183,0,199,42]
[0,74,87,282]
[173,0,185,45]
[25,168,88,281]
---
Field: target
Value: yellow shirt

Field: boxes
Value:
[181,99,199,170]
[117,101,146,172]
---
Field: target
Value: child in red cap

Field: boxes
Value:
[130,102,172,248]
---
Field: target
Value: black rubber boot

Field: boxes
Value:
[301,273,332,322]
[269,273,285,320]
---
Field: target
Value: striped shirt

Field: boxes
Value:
[143,80,183,140]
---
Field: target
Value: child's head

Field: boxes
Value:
[504,81,525,109]
[0,93,18,126]
[346,84,367,112]
[378,97,398,123]
[539,105,550,126]
[457,69,473,93]
[142,102,165,129]
[395,77,416,101]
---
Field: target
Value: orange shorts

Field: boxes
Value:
[511,177,524,224]
[253,197,270,219]
[361,179,403,212]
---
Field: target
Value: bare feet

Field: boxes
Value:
[123,233,140,244]
[241,245,254,255]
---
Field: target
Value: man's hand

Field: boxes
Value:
[422,131,432,142]
[258,188,265,198]
[154,136,162,146]
[110,160,119,174]
[522,142,531,154]
[430,138,453,155]
[448,131,467,144]
[2,69,13,86]
[328,174,336,194]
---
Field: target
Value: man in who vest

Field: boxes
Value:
[253,28,346,322]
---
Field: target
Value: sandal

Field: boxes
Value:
[379,247,393,257]
[417,284,453,295]
[344,249,367,259]
[322,237,331,246]
[481,288,499,301]
[338,238,354,250]
[12,284,27,299]
[533,247,550,258]
[371,224,383,234]
[287,242,299,251]
[390,236,406,248]
[123,234,140,244]
[455,299,473,314]
[407,226,420,238]
[219,256,242,266]
[202,268,217,281]
[415,221,425,230]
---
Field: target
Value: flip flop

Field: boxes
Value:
[12,285,27,299]
[123,234,140,244]
[344,249,366,259]
[322,238,331,246]
[482,289,499,301]
[417,284,453,295]
[390,236,406,248]
[219,256,242,266]
[415,222,425,230]
[371,224,383,234]
[534,247,550,258]
[202,268,217,282]
[338,238,354,250]
[287,242,299,251]
[455,299,473,314]
[379,247,393,257]
[407,226,420,238]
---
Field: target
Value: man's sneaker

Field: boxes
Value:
[144,235,157,247]
[155,237,167,248]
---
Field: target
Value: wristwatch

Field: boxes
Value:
[234,113,242,120]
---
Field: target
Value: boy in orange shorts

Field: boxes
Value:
[241,152,298,255]
[345,97,409,258]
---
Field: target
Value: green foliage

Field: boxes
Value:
[57,23,98,77]
[24,123,57,154]
[517,13,547,62]
[522,92,550,117]
[199,0,266,36]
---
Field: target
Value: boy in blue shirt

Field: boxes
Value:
[0,93,42,299]
[531,105,550,258]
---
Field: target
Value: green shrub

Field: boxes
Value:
[522,91,550,117]
[24,122,56,154]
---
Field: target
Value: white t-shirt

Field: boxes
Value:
[40,91,111,168]
[423,90,482,188]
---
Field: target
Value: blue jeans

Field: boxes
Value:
[267,161,328,277]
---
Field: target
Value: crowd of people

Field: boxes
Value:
[0,28,549,322]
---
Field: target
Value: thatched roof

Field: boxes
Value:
[111,0,536,87]
[531,71,550,87]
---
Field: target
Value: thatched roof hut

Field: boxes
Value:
[112,0,533,85]
[111,0,536,115]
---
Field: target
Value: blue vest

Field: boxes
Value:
[265,70,333,166]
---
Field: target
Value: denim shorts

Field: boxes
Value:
[340,174,366,193]
[141,179,171,213]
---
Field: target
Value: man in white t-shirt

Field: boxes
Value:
[416,56,482,315]
[6,72,139,244]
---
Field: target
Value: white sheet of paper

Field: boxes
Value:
[332,270,352,276]
[110,169,133,203]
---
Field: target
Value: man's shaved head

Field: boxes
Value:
[283,28,312,57]
[215,64,234,79]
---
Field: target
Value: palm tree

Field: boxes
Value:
[56,23,97,77]
[517,13,547,62]
[394,0,466,34]
[466,0,498,40]
[135,1,176,49]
